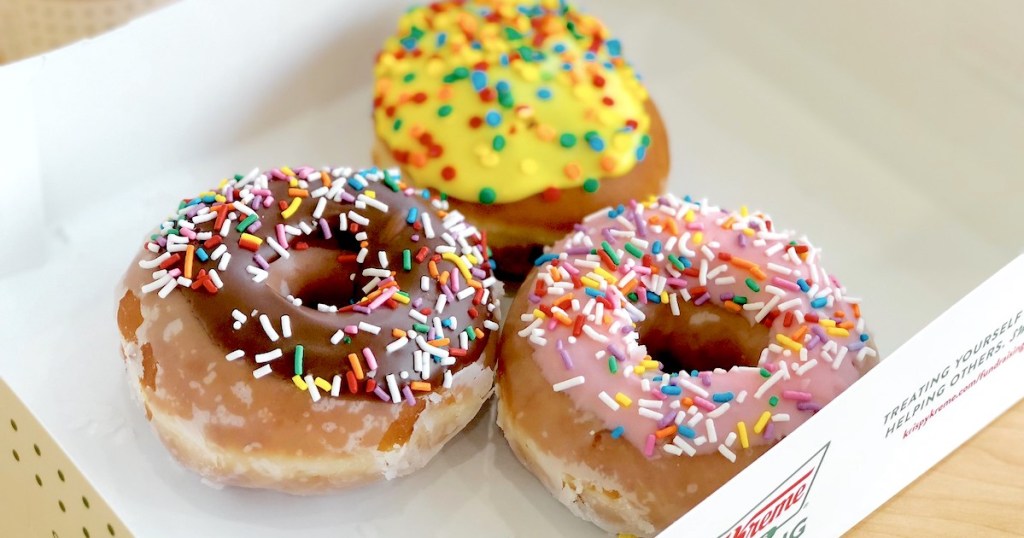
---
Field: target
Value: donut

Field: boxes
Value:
[116,165,503,493]
[496,194,879,535]
[371,0,670,279]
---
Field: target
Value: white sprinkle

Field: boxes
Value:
[767,262,793,275]
[219,219,231,237]
[706,419,718,443]
[663,444,683,456]
[238,168,260,186]
[725,432,737,447]
[218,252,232,272]
[255,349,282,363]
[699,259,708,285]
[582,324,609,344]
[386,374,401,403]
[358,194,389,212]
[348,211,368,226]
[484,320,500,331]
[306,374,321,403]
[281,315,292,338]
[598,391,621,411]
[330,330,344,345]
[259,314,280,342]
[778,298,803,312]
[518,318,542,337]
[796,359,819,376]
[245,265,267,283]
[639,408,664,421]
[754,362,790,399]
[386,337,409,353]
[232,201,254,216]
[359,322,382,335]
[718,445,737,463]
[329,375,341,397]
[311,197,328,220]
[638,399,663,409]
[772,414,791,423]
[714,276,736,286]
[409,309,428,323]
[208,269,224,289]
[421,276,430,291]
[678,378,709,398]
[252,365,273,379]
[832,346,848,370]
[231,310,247,323]
[378,251,389,268]
[736,390,748,404]
[225,350,245,361]
[701,245,715,261]
[764,242,784,257]
[435,294,447,314]
[209,244,227,261]
[416,336,449,357]
[707,402,731,419]
[673,436,697,457]
[157,279,178,298]
[138,252,171,269]
[754,295,782,323]
[421,351,431,379]
[360,276,382,295]
[553,376,586,392]
[261,237,287,259]
[456,287,475,301]
[443,370,453,389]
[141,275,172,294]
[421,213,435,238]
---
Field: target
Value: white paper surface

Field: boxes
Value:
[1,1,1023,536]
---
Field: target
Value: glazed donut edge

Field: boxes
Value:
[117,282,497,493]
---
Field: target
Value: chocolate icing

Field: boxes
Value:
[134,167,499,401]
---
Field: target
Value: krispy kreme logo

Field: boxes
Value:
[719,443,829,538]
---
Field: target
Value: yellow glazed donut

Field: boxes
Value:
[497,194,879,535]
[372,0,670,279]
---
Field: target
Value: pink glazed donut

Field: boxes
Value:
[496,193,880,535]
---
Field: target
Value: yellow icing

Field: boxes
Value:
[373,0,652,204]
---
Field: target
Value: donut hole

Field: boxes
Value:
[264,247,362,309]
[638,304,768,374]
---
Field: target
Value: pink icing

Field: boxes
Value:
[518,195,878,461]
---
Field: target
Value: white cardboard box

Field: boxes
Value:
[1,1,1022,536]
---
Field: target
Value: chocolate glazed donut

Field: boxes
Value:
[117,166,502,492]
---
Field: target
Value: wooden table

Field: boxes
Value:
[851,399,1024,537]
